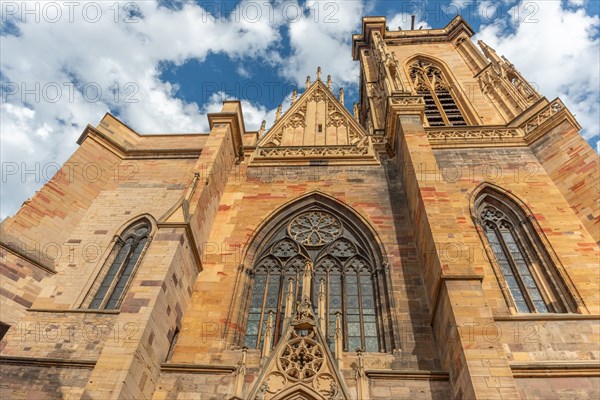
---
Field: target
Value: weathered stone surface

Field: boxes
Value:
[1,15,598,400]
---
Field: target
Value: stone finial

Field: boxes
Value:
[478,40,502,65]
[317,66,322,81]
[291,89,297,104]
[353,103,360,120]
[258,120,266,136]
[275,104,282,121]
[306,75,311,89]
[339,87,344,104]
[327,75,332,90]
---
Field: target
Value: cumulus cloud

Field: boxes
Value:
[277,0,366,88]
[0,0,285,218]
[0,0,373,219]
[475,0,599,144]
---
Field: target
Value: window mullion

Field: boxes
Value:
[432,91,451,126]
[325,270,330,341]
[510,226,553,312]
[342,271,348,352]
[515,222,567,312]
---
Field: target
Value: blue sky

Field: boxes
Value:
[1,0,599,219]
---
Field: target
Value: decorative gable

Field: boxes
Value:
[251,75,379,166]
[245,298,351,400]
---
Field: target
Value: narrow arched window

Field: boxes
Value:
[244,209,386,353]
[409,60,467,127]
[88,219,150,310]
[475,190,576,314]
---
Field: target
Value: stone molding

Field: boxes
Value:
[510,362,600,378]
[425,126,525,148]
[365,369,450,380]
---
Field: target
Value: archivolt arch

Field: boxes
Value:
[230,191,398,352]
[242,191,387,267]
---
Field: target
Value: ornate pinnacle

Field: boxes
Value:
[275,104,282,121]
[306,75,311,89]
[478,40,502,65]
[316,66,322,81]
[327,75,332,90]
[258,120,266,136]
[291,89,297,103]
[339,87,344,104]
[353,103,360,120]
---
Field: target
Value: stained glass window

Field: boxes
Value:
[245,209,382,352]
[89,220,150,310]
[480,205,552,313]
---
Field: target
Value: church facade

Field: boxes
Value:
[0,16,598,400]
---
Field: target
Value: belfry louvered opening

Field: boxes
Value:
[409,60,467,127]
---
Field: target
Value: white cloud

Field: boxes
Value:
[277,0,366,89]
[444,0,474,13]
[476,0,600,144]
[0,0,285,219]
[387,13,432,31]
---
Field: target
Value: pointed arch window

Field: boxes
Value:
[88,219,151,310]
[408,60,467,127]
[244,208,390,353]
[475,191,577,314]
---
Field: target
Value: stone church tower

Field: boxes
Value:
[1,16,598,400]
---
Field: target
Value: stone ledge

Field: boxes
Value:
[510,362,600,378]
[366,369,449,380]
[27,308,120,315]
[494,314,600,321]
[0,241,57,275]
[0,355,96,369]
[160,363,237,374]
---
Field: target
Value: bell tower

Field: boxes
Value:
[352,15,599,400]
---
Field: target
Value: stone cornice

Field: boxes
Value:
[353,15,475,59]
[78,125,203,160]
[0,355,96,369]
[26,308,120,314]
[0,241,57,274]
[426,126,526,149]
[384,15,475,44]
[510,362,600,378]
[160,363,237,374]
[521,98,581,145]
[366,369,449,380]
[493,314,600,321]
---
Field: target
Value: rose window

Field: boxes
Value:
[279,332,324,380]
[288,211,342,247]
